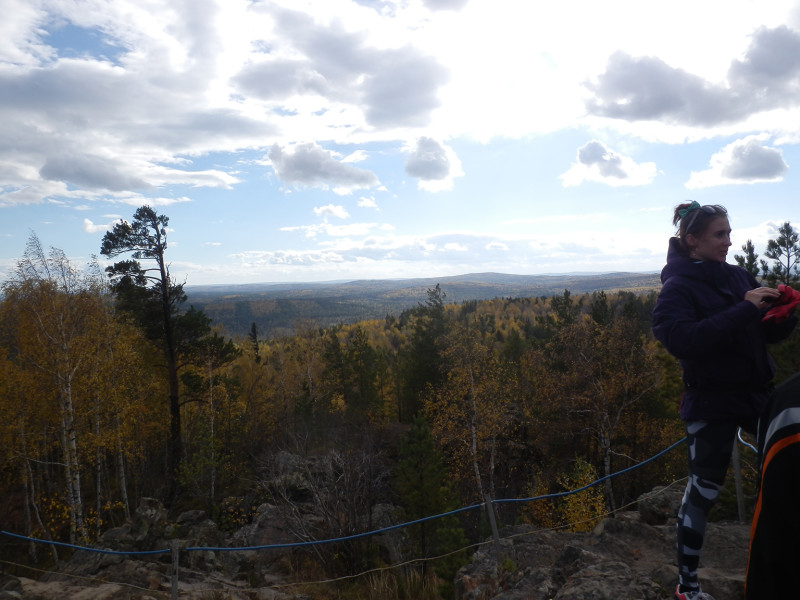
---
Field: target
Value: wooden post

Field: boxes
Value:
[484,494,501,560]
[171,540,179,600]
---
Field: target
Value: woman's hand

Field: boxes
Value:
[745,287,782,307]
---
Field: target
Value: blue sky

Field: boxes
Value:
[2,0,800,285]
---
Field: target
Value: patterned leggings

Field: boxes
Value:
[676,420,744,590]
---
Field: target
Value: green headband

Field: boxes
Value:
[678,201,701,219]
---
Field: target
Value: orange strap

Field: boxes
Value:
[746,431,800,593]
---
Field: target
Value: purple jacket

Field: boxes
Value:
[651,238,796,422]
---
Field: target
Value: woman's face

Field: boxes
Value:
[687,215,732,262]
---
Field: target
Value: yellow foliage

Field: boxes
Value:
[330,392,347,413]
[557,458,606,532]
[34,495,72,540]
[521,459,606,532]
[521,475,561,529]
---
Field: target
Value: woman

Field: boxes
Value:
[651,201,797,600]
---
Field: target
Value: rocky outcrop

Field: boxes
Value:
[4,486,752,600]
[454,491,750,600]
[9,497,304,600]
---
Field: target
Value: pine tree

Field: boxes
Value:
[100,205,221,502]
[248,322,261,363]
[734,240,761,279]
[760,222,800,286]
[396,415,451,557]
[397,284,448,421]
[395,414,467,588]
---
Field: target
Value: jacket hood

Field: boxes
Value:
[661,236,728,286]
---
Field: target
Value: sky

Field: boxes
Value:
[2,0,800,286]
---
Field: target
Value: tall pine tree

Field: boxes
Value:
[101,205,218,502]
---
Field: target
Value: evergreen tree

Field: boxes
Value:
[395,414,467,588]
[346,326,380,415]
[100,205,218,501]
[248,322,261,363]
[589,290,612,326]
[500,327,526,364]
[551,289,579,326]
[734,239,761,279]
[760,222,800,286]
[397,284,448,421]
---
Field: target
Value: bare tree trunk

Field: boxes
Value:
[19,421,50,561]
[59,376,87,542]
[489,436,496,499]
[22,450,57,562]
[116,430,131,520]
[209,361,216,505]
[22,462,36,561]
[468,367,485,502]
[94,395,103,540]
[601,429,616,513]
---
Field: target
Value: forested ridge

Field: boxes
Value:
[185,271,663,340]
[2,207,799,598]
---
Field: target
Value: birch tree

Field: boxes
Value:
[0,235,108,542]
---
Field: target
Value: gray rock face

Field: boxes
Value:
[454,509,750,600]
[637,484,685,526]
[8,485,751,600]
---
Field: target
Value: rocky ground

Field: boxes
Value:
[0,483,753,600]
[454,511,749,600]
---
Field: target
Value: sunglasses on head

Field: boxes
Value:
[681,202,727,234]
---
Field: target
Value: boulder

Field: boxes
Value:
[637,484,685,526]
[100,496,169,552]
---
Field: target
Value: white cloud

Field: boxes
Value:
[83,217,117,234]
[560,141,657,187]
[281,222,380,238]
[730,220,789,253]
[343,150,369,163]
[486,241,509,251]
[222,226,666,284]
[686,136,788,188]
[1,0,796,215]
[405,137,450,179]
[585,25,800,130]
[405,137,463,191]
[114,195,194,208]
[442,242,468,252]
[40,153,150,192]
[422,0,470,11]
[358,196,379,209]
[235,4,449,129]
[268,143,380,192]
[314,204,350,219]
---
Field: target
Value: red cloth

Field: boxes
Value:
[762,284,800,323]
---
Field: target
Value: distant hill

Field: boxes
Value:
[186,271,662,340]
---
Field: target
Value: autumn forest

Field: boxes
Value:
[2,206,799,593]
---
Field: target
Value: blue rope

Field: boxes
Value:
[187,503,487,552]
[1,436,688,554]
[495,435,688,505]
[0,530,170,555]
